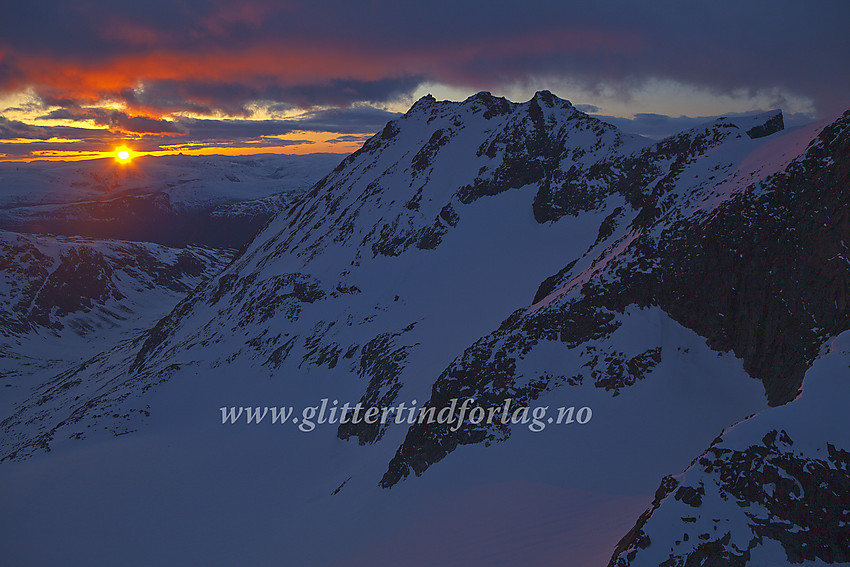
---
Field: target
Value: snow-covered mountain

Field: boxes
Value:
[0,229,230,418]
[1,92,848,566]
[0,153,340,246]
[610,331,850,566]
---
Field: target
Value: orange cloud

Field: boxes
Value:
[3,26,642,117]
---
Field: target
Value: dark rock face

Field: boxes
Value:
[378,110,850,486]
[610,430,850,566]
[338,323,418,445]
[591,346,663,394]
[0,236,52,333]
[530,109,850,406]
[31,247,116,323]
[653,111,850,405]
[609,120,742,213]
[454,91,629,222]
[411,129,452,174]
[746,112,784,139]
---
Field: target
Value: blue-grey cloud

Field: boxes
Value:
[0,0,846,118]
[118,77,422,116]
[575,104,600,113]
[172,107,401,140]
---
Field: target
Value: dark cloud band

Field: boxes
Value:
[0,0,847,158]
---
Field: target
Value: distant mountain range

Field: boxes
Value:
[0,153,341,247]
[1,92,847,567]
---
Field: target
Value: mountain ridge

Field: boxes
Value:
[1,93,848,566]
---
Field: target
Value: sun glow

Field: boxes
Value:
[116,148,132,162]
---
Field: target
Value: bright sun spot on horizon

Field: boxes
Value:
[116,149,132,162]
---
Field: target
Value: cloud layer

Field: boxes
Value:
[1,1,848,158]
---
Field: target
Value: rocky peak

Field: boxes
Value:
[531,89,570,109]
[743,110,784,139]
[461,91,514,118]
[408,93,436,111]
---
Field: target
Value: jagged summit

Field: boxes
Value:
[407,90,783,151]
[407,90,576,123]
[285,88,641,267]
[408,92,437,111]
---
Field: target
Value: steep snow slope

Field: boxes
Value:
[1,95,847,566]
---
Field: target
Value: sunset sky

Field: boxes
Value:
[1,1,848,161]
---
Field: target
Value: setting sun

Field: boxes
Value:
[117,149,130,161]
